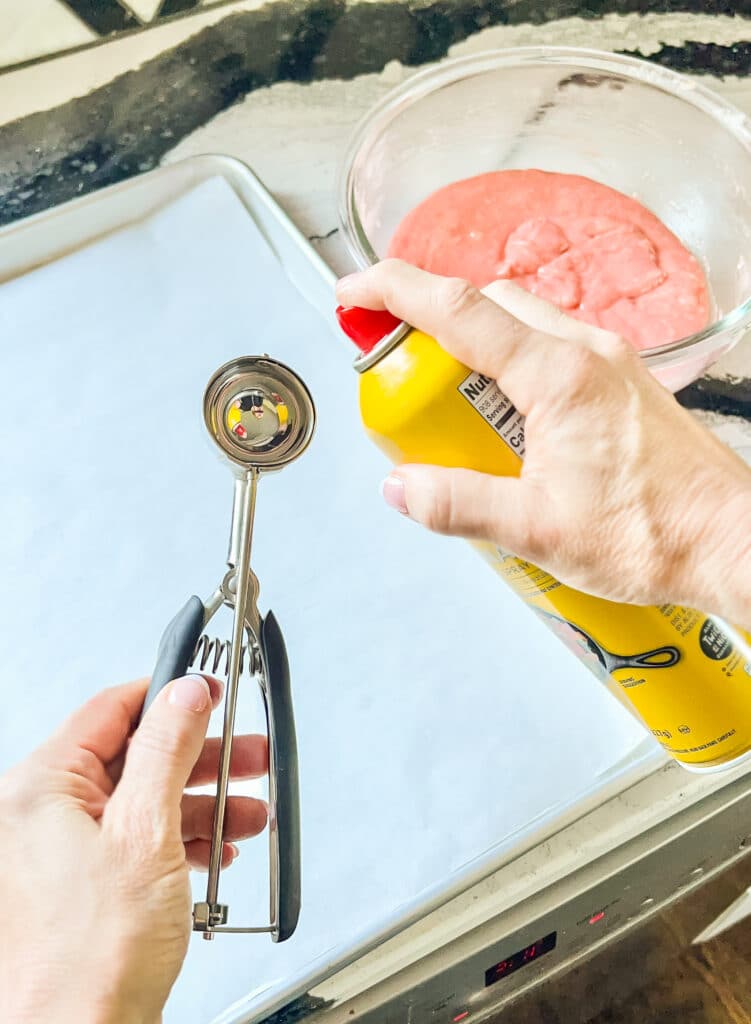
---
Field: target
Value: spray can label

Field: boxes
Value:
[458,371,526,457]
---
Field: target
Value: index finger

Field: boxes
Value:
[43,679,149,767]
[46,676,224,767]
[336,260,568,411]
[186,734,268,788]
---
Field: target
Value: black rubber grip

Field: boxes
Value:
[261,610,301,943]
[140,596,206,721]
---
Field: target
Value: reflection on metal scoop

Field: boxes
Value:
[140,355,315,943]
[204,357,315,468]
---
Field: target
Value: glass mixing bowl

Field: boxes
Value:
[338,48,751,392]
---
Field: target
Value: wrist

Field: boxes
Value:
[8,993,155,1024]
[674,481,751,625]
[4,956,158,1024]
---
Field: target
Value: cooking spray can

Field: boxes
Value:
[336,304,751,773]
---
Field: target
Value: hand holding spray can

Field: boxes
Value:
[336,304,751,773]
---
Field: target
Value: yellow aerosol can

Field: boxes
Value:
[336,304,751,772]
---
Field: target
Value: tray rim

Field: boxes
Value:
[0,152,336,302]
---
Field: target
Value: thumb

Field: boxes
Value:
[382,464,537,552]
[107,674,213,838]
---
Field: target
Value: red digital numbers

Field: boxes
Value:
[485,933,557,987]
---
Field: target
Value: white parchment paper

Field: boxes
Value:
[0,177,650,1023]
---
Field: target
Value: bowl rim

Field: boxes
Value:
[337,46,751,369]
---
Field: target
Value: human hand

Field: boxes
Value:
[0,675,268,1024]
[337,260,751,622]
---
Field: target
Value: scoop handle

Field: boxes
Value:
[140,596,206,720]
[260,610,301,942]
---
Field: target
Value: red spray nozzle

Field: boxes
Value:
[335,305,404,355]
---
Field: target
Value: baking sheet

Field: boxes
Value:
[0,169,652,1023]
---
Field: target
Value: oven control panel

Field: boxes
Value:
[333,784,751,1024]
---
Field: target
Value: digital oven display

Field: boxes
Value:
[485,932,557,987]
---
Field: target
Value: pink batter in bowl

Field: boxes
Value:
[338,49,751,393]
[388,169,710,353]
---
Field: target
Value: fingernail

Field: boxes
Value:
[381,474,409,515]
[230,843,240,860]
[169,674,211,713]
[336,272,362,299]
[206,676,225,709]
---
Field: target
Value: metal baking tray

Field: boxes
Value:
[0,155,661,1024]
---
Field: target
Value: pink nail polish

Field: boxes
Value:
[206,676,225,708]
[381,475,409,515]
[168,674,211,712]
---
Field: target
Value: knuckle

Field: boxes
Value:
[420,482,454,535]
[376,257,408,301]
[131,719,185,767]
[379,256,406,276]
[377,258,407,290]
[599,329,632,361]
[62,771,100,807]
[509,491,561,563]
[417,474,487,538]
[66,746,101,779]
[436,277,481,320]
[559,346,599,396]
[545,304,576,338]
[512,518,545,561]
